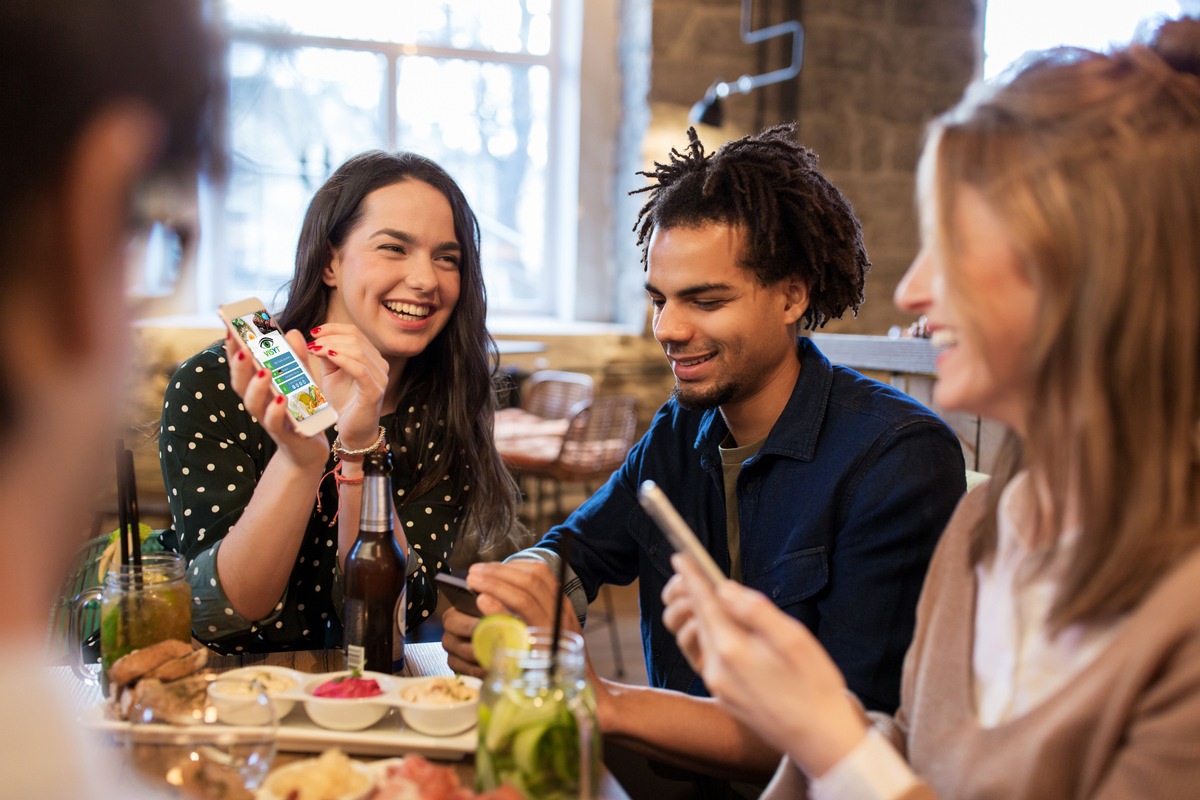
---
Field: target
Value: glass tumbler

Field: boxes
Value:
[70,551,193,695]
[476,629,600,800]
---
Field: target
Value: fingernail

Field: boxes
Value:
[310,327,321,335]
[307,343,322,351]
[236,351,246,361]
[256,368,266,379]
[327,350,337,356]
[274,395,284,405]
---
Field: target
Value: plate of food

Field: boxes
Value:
[256,751,522,800]
[82,650,478,759]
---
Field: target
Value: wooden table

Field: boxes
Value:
[61,641,629,799]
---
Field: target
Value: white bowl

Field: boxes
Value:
[257,752,375,800]
[210,666,304,725]
[301,671,396,732]
[394,676,481,737]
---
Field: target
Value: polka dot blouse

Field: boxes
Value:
[158,344,464,655]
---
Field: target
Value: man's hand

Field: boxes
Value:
[439,559,582,677]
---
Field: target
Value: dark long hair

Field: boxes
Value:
[277,150,520,549]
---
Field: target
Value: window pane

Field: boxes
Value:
[222,0,551,55]
[983,0,1180,78]
[395,58,551,310]
[225,44,387,299]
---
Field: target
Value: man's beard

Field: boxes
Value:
[672,379,736,411]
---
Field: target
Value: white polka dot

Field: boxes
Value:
[196,487,205,493]
[275,621,283,628]
[194,567,200,575]
[425,507,433,515]
[227,484,235,491]
[315,585,321,592]
[207,463,215,471]
[194,366,204,373]
[444,495,451,502]
[168,425,176,432]
[239,433,247,441]
[236,465,244,473]
[209,415,218,423]
[181,404,189,413]
[175,381,181,389]
[406,521,414,528]
[302,629,310,636]
[297,604,305,611]
[208,625,217,632]
[235,646,244,652]
[225,607,233,616]
[194,391,204,399]
[172,488,178,497]
[209,578,217,587]
[217,383,226,390]
[194,432,203,439]
[431,533,437,540]
[183,509,192,516]
[211,505,219,512]
[167,445,173,453]
[182,467,190,475]
[188,442,196,450]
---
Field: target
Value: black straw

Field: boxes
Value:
[123,449,142,568]
[116,440,131,568]
[549,529,573,679]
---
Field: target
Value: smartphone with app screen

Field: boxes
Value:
[638,480,726,586]
[435,572,482,617]
[217,297,337,437]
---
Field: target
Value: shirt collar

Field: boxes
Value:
[694,337,833,463]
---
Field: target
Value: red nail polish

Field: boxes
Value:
[310,327,321,335]
[307,343,322,351]
[327,350,337,356]
[236,351,246,361]
[257,368,267,379]
[274,395,284,405]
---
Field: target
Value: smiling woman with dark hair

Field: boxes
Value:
[159,151,523,655]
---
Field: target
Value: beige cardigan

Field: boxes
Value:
[769,487,1200,799]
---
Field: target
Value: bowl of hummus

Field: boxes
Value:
[394,676,481,737]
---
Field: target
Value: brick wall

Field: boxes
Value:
[645,0,981,334]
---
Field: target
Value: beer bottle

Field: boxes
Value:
[344,449,406,674]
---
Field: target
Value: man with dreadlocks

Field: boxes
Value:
[443,124,965,793]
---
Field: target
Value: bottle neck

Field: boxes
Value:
[359,472,392,533]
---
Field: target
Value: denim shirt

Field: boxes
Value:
[534,338,965,713]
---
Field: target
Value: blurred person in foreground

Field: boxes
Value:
[664,17,1200,799]
[444,124,966,795]
[0,1,220,798]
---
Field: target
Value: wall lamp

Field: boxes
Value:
[689,0,805,127]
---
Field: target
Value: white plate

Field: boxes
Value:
[82,675,475,759]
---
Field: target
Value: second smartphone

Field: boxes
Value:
[217,297,337,437]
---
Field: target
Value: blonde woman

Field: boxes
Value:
[663,17,1200,799]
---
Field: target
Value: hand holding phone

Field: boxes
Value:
[637,480,726,586]
[435,572,482,617]
[218,297,337,437]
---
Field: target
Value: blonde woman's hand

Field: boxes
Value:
[666,553,870,779]
[224,330,329,469]
[305,323,390,450]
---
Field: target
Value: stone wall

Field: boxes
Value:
[646,0,981,334]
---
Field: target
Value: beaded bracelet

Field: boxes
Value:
[330,424,387,462]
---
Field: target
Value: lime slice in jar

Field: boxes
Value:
[471,614,529,671]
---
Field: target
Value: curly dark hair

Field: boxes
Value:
[632,123,869,329]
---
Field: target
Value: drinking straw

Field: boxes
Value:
[549,528,573,679]
[123,449,142,569]
[116,440,131,568]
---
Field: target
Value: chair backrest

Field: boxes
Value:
[522,370,595,420]
[556,395,639,480]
